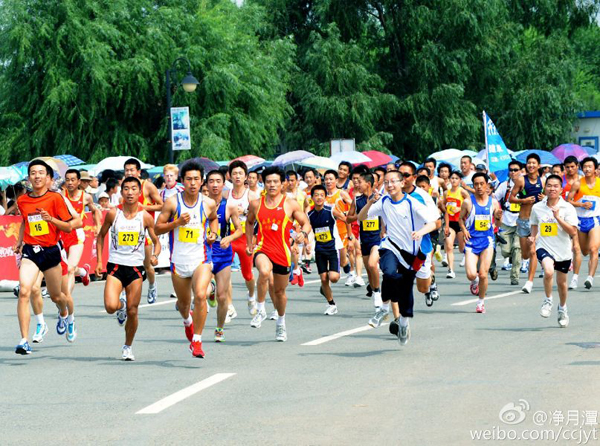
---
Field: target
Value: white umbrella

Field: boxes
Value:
[330,151,371,165]
[298,156,338,170]
[272,150,314,166]
[90,156,154,175]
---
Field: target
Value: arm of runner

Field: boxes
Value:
[567,181,591,209]
[144,183,164,213]
[528,224,538,245]
[144,212,161,265]
[553,205,578,238]
[245,199,258,255]
[357,191,380,221]
[291,201,311,245]
[412,220,437,240]
[221,204,242,249]
[458,198,472,241]
[95,209,116,277]
[509,177,534,205]
[206,198,219,245]
[13,220,25,254]
[155,197,187,235]
[346,198,358,224]
[86,193,102,235]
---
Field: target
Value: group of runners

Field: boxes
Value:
[11,152,597,359]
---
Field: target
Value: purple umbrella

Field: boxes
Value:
[179,157,219,172]
[552,144,589,162]
[272,150,314,166]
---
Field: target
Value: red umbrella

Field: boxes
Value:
[361,150,393,168]
[230,155,266,169]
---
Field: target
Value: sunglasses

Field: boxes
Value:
[509,168,520,172]
[400,172,413,178]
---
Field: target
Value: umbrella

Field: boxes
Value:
[35,157,70,179]
[298,156,338,171]
[330,151,371,165]
[0,166,26,189]
[551,144,590,161]
[361,150,393,168]
[249,160,273,172]
[55,154,85,166]
[231,155,266,169]
[90,156,154,176]
[515,150,561,166]
[272,150,314,166]
[180,157,220,173]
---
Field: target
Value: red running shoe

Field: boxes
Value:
[290,274,298,286]
[476,302,486,314]
[81,264,91,286]
[297,270,304,287]
[469,281,479,296]
[184,322,194,342]
[189,340,204,358]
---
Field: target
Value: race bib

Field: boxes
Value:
[315,227,332,243]
[118,231,139,246]
[509,202,521,212]
[28,214,49,236]
[230,220,246,233]
[179,227,200,243]
[362,219,379,232]
[474,215,491,231]
[582,199,596,211]
[540,222,557,237]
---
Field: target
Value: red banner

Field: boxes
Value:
[0,211,109,281]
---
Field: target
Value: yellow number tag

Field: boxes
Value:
[28,215,49,236]
[474,216,490,231]
[362,219,380,231]
[509,202,521,212]
[540,222,558,237]
[119,231,139,246]
[230,220,246,233]
[315,227,332,243]
[179,227,200,243]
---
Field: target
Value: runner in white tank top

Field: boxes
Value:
[96,177,160,361]
[156,160,219,359]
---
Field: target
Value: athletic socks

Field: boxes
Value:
[183,315,193,326]
[148,282,156,290]
[77,267,87,277]
[381,302,390,312]
[67,314,74,324]
[558,304,567,312]
[192,334,202,342]
[399,316,409,327]
[257,301,265,313]
[35,313,45,325]
[294,268,301,275]
[477,298,484,306]
[329,300,336,306]
[277,314,285,325]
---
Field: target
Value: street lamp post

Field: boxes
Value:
[166,57,200,164]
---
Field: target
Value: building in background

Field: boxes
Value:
[573,111,600,152]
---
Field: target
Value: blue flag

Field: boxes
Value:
[484,111,511,182]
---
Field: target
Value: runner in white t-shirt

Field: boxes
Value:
[530,174,578,328]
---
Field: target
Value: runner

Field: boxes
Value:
[247,170,262,194]
[286,170,308,287]
[460,156,476,193]
[123,158,164,303]
[160,164,184,201]
[96,176,160,361]
[61,169,101,294]
[155,160,218,358]
[346,165,367,288]
[567,156,600,289]
[509,153,545,293]
[459,173,503,313]
[530,174,578,327]
[307,185,343,315]
[357,170,437,345]
[301,168,318,273]
[245,166,311,341]
[337,161,353,190]
[442,171,468,279]
[206,169,243,340]
[562,156,583,289]
[227,160,259,315]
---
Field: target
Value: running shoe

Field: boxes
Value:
[585,276,594,289]
[368,308,390,328]
[324,304,338,316]
[459,256,465,267]
[558,309,569,328]
[353,276,365,288]
[13,284,20,297]
[475,302,486,314]
[297,270,305,287]
[66,320,77,343]
[490,268,498,281]
[208,279,217,307]
[372,291,383,308]
[32,323,48,343]
[425,292,433,307]
[184,322,194,342]
[501,261,512,271]
[248,298,257,316]
[227,304,238,320]
[398,322,410,346]
[520,260,529,274]
[290,273,299,286]
[56,316,67,335]
[569,277,578,290]
[469,280,479,296]
[122,345,135,361]
[301,263,312,274]
[441,255,448,268]
[251,310,267,328]
[190,340,205,358]
[214,328,225,342]
[366,284,373,298]
[540,298,552,318]
[521,281,533,294]
[430,288,440,302]
[446,270,455,279]
[275,324,287,342]
[15,340,32,355]
[389,319,399,336]
[42,288,50,299]
[345,272,356,287]
[116,296,127,327]
[269,309,278,320]
[170,292,177,299]
[434,248,443,262]
[147,283,157,304]
[81,264,91,286]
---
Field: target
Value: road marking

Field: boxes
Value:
[136,373,236,414]
[98,299,175,313]
[452,290,521,306]
[302,323,389,346]
[303,272,370,286]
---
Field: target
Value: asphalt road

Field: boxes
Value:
[1,256,600,445]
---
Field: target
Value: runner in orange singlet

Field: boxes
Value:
[323,170,353,279]
[245,166,311,342]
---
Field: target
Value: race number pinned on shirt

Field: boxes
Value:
[540,222,558,237]
[474,215,491,231]
[509,202,521,212]
[271,223,279,232]
[179,227,200,243]
[118,232,139,246]
[314,227,332,243]
[28,214,49,236]
[582,199,596,211]
[362,219,379,232]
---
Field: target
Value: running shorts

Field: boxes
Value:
[536,248,571,274]
[578,216,600,234]
[107,262,146,288]
[22,244,62,273]
[254,251,291,276]
[315,249,340,275]
[465,236,494,256]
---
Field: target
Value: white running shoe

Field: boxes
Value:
[147,283,157,304]
[569,277,578,290]
[324,304,338,316]
[372,291,383,308]
[251,310,267,328]
[459,256,465,267]
[398,321,410,346]
[32,322,48,343]
[441,254,448,268]
[345,272,356,287]
[269,310,278,320]
[368,308,390,328]
[275,324,287,342]
[122,345,135,361]
[502,259,512,271]
[228,304,237,320]
[558,309,569,328]
[585,276,594,289]
[540,298,552,318]
[446,270,455,279]
[521,281,533,294]
[247,298,257,316]
[353,276,365,287]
